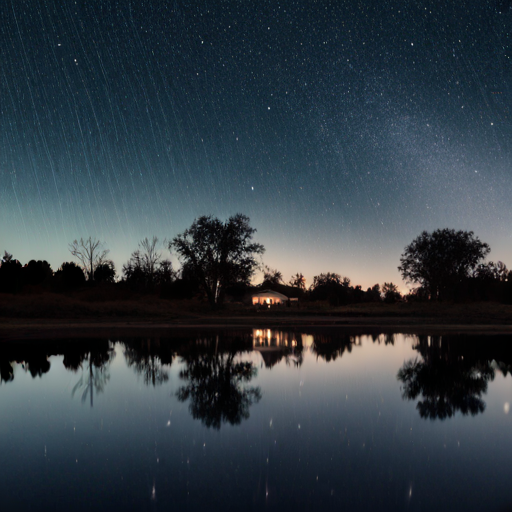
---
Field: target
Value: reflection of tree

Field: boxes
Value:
[397,336,495,420]
[284,344,304,367]
[177,348,261,429]
[124,346,170,387]
[25,355,51,377]
[311,334,355,362]
[494,360,512,377]
[0,360,14,383]
[71,343,115,407]
[0,339,113,387]
[257,345,304,369]
[0,351,51,381]
[371,333,395,346]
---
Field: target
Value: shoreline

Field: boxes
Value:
[1,316,512,341]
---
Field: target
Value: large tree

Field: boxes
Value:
[398,229,490,300]
[309,272,352,305]
[169,214,264,305]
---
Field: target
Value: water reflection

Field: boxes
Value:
[0,359,13,383]
[252,329,364,365]
[397,335,512,420]
[310,333,359,362]
[252,328,305,368]
[176,336,261,429]
[0,346,51,382]
[123,338,173,387]
[1,330,512,424]
[70,341,115,407]
[0,340,116,407]
[2,330,512,511]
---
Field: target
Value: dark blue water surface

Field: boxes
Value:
[1,329,512,511]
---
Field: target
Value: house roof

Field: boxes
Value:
[251,289,289,300]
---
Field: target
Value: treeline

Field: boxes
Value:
[0,252,405,305]
[258,269,402,305]
[1,218,511,305]
[0,241,184,297]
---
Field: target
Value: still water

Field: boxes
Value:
[1,329,511,511]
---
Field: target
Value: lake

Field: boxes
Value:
[1,328,511,511]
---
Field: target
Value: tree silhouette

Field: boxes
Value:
[170,214,264,306]
[0,252,23,293]
[23,260,53,287]
[2,251,14,262]
[398,229,490,300]
[309,273,351,305]
[382,282,401,303]
[176,347,261,429]
[365,284,382,302]
[288,273,306,291]
[123,236,174,289]
[472,260,508,281]
[263,266,283,286]
[54,261,86,290]
[69,237,109,281]
[311,273,350,288]
[94,260,116,283]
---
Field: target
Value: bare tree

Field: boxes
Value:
[139,236,161,277]
[123,236,174,288]
[69,237,109,281]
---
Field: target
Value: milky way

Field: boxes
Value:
[1,1,511,288]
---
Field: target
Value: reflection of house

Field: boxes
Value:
[252,329,301,368]
[252,329,298,348]
[251,289,288,306]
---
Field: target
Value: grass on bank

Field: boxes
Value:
[1,288,512,324]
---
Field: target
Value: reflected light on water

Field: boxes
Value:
[1,330,512,511]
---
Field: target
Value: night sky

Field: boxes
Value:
[2,1,512,289]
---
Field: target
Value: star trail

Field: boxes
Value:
[1,0,511,288]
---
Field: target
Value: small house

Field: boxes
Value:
[251,289,288,306]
